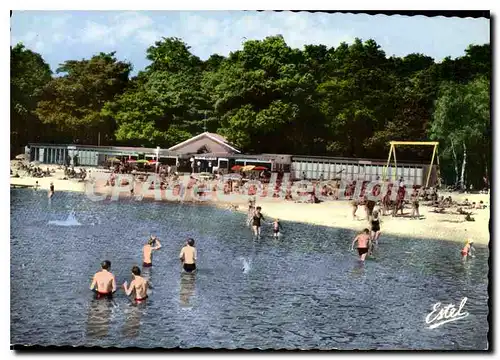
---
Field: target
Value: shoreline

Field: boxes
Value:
[10,165,490,245]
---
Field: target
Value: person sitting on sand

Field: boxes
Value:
[179,238,197,273]
[351,228,371,262]
[465,214,475,222]
[123,266,149,304]
[90,260,117,299]
[143,235,162,267]
[476,201,485,209]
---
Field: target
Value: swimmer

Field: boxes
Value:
[252,206,265,238]
[34,181,39,191]
[179,238,197,273]
[89,260,117,299]
[351,228,370,262]
[142,235,162,267]
[48,182,54,198]
[123,266,149,304]
[272,218,282,238]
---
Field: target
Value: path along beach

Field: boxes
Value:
[10,162,490,245]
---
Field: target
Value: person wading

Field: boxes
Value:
[143,235,162,267]
[90,260,117,299]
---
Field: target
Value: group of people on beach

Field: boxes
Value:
[90,235,197,304]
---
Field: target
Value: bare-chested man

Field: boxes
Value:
[123,266,149,304]
[90,260,117,299]
[351,228,371,262]
[179,238,197,273]
[143,235,162,267]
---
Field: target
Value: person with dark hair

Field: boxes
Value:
[252,206,265,238]
[179,238,197,273]
[123,266,149,304]
[143,235,162,267]
[90,260,117,299]
[351,229,371,262]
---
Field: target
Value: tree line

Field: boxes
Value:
[10,36,490,188]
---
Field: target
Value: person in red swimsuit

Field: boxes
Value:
[90,260,117,299]
[123,266,150,304]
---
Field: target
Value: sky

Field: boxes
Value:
[10,11,490,75]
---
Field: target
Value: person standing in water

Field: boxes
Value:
[252,206,265,238]
[351,229,371,262]
[179,238,197,273]
[90,260,117,299]
[48,182,55,198]
[272,218,283,238]
[123,266,149,304]
[142,235,162,267]
[461,234,475,259]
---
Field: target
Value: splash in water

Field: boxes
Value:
[48,211,82,226]
[240,257,251,274]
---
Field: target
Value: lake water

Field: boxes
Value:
[10,189,490,350]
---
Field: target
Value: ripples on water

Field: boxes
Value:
[10,189,489,349]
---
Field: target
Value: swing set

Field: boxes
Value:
[383,141,441,188]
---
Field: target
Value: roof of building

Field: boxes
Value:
[167,132,241,153]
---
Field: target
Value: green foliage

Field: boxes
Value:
[10,43,52,155]
[10,37,490,185]
[35,52,132,144]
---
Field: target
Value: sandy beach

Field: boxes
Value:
[10,162,490,245]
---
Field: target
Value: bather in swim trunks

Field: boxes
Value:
[143,262,152,268]
[357,247,369,256]
[94,290,113,300]
[183,263,196,273]
[135,296,148,304]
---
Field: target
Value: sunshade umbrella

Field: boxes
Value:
[231,165,243,171]
[148,160,157,164]
[107,157,121,163]
[241,165,255,172]
[136,159,149,164]
[15,154,28,160]
[253,166,268,171]
[127,159,137,163]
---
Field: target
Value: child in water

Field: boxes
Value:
[461,239,475,259]
[272,218,283,238]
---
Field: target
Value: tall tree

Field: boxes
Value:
[429,76,490,189]
[35,52,132,145]
[10,43,52,155]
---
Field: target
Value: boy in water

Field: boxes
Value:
[123,266,149,304]
[143,235,162,267]
[272,218,283,238]
[90,260,117,299]
[179,238,197,273]
[351,229,371,262]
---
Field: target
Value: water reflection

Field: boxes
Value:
[122,304,144,338]
[180,273,196,308]
[86,298,114,339]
